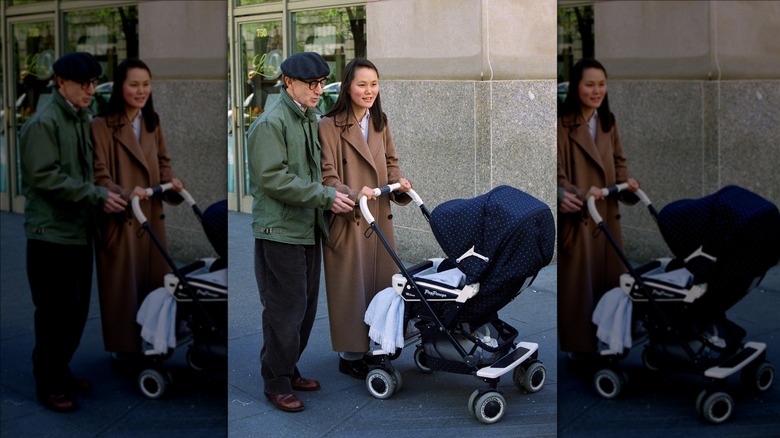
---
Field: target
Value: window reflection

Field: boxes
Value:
[291,7,366,114]
[64,7,139,114]
[12,21,56,195]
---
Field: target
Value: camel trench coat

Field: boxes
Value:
[92,114,178,353]
[557,112,636,353]
[319,113,410,353]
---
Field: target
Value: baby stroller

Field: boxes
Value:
[360,184,555,424]
[132,183,228,399]
[587,184,780,424]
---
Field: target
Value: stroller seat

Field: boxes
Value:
[620,258,707,303]
[163,258,228,302]
[392,258,478,303]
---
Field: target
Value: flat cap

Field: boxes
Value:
[52,52,102,83]
[280,52,330,80]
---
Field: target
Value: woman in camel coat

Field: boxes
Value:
[558,58,639,355]
[319,58,411,379]
[92,58,183,354]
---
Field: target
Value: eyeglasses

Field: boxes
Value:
[78,79,99,90]
[300,78,327,90]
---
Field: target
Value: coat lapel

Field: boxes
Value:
[113,117,151,176]
[337,113,378,174]
[567,114,606,177]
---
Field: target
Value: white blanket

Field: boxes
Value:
[364,287,405,353]
[136,287,177,355]
[592,287,632,354]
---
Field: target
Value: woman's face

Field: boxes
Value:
[349,67,379,115]
[578,67,607,112]
[123,67,151,113]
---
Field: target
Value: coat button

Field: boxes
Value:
[387,214,393,220]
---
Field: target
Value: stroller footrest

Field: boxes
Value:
[476,341,538,379]
[704,341,766,379]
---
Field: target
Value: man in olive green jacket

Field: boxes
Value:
[20,52,125,413]
[247,52,354,412]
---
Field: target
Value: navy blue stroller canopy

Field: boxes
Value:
[657,185,780,313]
[430,185,555,294]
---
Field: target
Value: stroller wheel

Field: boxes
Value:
[700,391,734,424]
[514,360,546,393]
[392,368,403,392]
[187,347,205,372]
[593,368,625,399]
[642,348,660,372]
[467,389,480,418]
[366,369,396,399]
[473,391,506,424]
[413,347,433,374]
[741,361,774,393]
[138,368,170,399]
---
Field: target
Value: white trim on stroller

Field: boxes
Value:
[620,258,707,303]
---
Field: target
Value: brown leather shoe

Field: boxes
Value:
[67,377,93,393]
[264,392,304,412]
[40,393,77,413]
[291,377,320,391]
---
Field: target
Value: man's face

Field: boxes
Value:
[58,77,97,109]
[284,76,326,109]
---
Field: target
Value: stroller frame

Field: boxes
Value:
[586,183,775,424]
[359,184,547,425]
[131,183,227,399]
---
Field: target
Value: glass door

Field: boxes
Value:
[8,16,56,212]
[229,17,283,213]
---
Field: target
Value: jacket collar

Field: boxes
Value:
[52,88,92,123]
[280,89,319,123]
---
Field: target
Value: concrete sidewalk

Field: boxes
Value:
[227,211,559,437]
[557,266,780,437]
[0,211,226,437]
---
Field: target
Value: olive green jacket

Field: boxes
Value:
[247,89,336,245]
[20,88,108,245]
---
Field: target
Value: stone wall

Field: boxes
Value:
[595,1,780,263]
[139,1,228,263]
[368,0,558,262]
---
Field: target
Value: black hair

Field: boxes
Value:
[560,58,614,132]
[324,58,387,132]
[101,58,159,132]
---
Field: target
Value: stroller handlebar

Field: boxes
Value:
[587,183,652,225]
[360,183,424,225]
[131,183,195,225]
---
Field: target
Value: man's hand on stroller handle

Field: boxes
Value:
[103,191,127,213]
[331,191,355,214]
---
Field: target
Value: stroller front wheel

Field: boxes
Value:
[473,391,506,424]
[699,390,734,424]
[138,368,171,399]
[741,361,774,393]
[594,368,625,399]
[366,368,396,399]
[515,360,546,393]
[413,347,434,374]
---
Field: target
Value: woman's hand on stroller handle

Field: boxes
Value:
[586,181,651,225]
[359,183,425,225]
[131,183,195,225]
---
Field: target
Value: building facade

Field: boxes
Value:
[1,0,227,262]
[591,1,780,262]
[229,0,558,262]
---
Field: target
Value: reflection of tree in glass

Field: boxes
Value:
[557,6,593,83]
